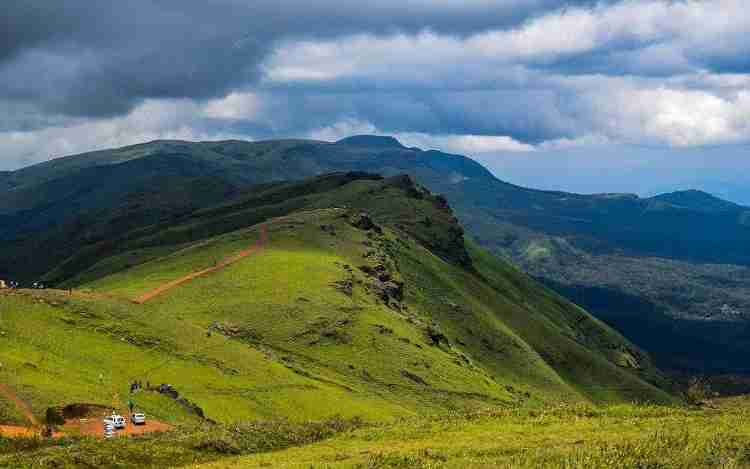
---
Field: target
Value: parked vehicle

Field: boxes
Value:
[103,414,126,429]
[131,413,146,425]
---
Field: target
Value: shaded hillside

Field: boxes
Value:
[651,189,742,213]
[0,174,672,430]
[2,136,749,372]
[42,172,469,286]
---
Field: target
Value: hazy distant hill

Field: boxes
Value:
[650,189,742,212]
[2,136,750,372]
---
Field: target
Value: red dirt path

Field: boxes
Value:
[0,425,42,438]
[133,224,268,304]
[0,418,170,439]
[61,413,171,438]
[0,383,38,427]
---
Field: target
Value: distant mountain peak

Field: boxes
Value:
[335,135,406,149]
[591,192,640,200]
[650,189,740,211]
[667,189,714,197]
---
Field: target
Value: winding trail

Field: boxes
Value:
[0,383,38,427]
[133,224,268,304]
[0,425,41,437]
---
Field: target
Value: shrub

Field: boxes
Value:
[45,407,65,426]
[686,377,712,405]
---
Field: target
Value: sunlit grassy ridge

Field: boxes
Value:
[0,286,397,426]
[1,174,672,433]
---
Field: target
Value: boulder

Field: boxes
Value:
[351,212,381,232]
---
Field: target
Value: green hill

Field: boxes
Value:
[1,137,749,376]
[0,173,672,431]
[4,136,748,373]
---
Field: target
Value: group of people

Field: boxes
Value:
[129,380,149,393]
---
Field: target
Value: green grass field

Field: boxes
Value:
[2,400,749,468]
[191,399,750,469]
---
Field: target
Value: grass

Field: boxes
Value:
[0,281,403,425]
[0,416,365,468]
[3,401,750,468]
[191,399,750,468]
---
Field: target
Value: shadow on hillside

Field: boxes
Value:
[541,279,750,376]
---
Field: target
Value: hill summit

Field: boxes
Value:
[336,135,406,148]
[649,189,740,212]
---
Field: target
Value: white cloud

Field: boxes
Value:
[203,92,263,120]
[259,0,750,148]
[0,99,249,169]
[538,134,612,150]
[591,82,750,146]
[308,119,378,142]
[308,118,535,153]
[396,132,536,154]
[263,0,750,84]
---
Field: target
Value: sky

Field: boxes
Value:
[1,1,749,202]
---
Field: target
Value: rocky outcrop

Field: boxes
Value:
[350,212,380,232]
[359,264,404,307]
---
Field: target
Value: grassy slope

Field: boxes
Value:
[192,398,750,469]
[0,175,671,430]
[0,286,400,426]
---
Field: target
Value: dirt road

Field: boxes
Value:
[0,383,38,427]
[0,425,41,437]
[62,415,171,438]
[133,224,268,304]
[0,418,170,439]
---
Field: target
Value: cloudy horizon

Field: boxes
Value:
[2,0,749,201]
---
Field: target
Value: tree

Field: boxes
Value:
[44,407,65,437]
[686,377,712,405]
[45,407,65,426]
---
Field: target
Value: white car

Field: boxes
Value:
[103,414,126,429]
[131,413,146,425]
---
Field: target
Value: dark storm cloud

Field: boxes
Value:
[1,0,603,119]
[348,90,582,144]
[206,88,582,145]
[529,41,693,77]
[689,46,750,75]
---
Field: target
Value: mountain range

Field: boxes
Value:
[1,135,749,373]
